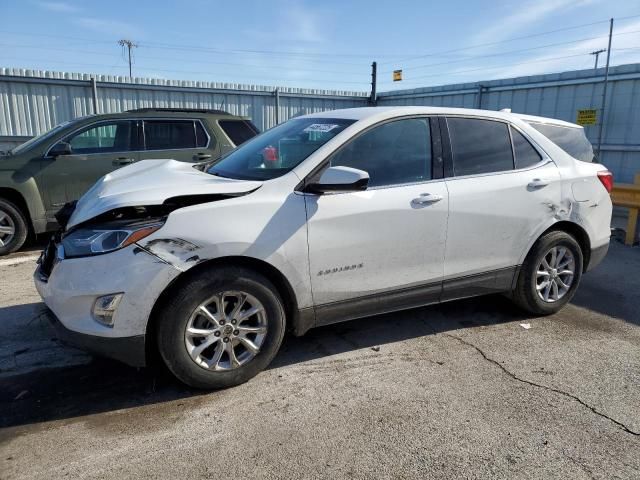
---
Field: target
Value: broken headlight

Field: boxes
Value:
[61,220,164,258]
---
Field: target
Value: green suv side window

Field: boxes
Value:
[67,121,136,154]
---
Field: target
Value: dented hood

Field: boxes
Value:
[67,159,262,229]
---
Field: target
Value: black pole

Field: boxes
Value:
[128,45,132,79]
[597,19,613,155]
[370,61,377,105]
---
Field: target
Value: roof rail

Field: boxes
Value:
[126,108,231,115]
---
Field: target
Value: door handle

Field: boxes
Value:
[196,153,212,160]
[412,193,443,205]
[527,178,550,189]
[113,157,136,166]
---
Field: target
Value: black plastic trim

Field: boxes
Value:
[440,266,517,302]
[45,308,147,367]
[586,242,609,272]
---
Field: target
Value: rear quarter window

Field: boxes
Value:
[527,122,595,163]
[219,120,259,146]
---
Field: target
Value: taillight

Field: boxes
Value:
[597,170,614,193]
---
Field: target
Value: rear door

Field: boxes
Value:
[442,116,561,298]
[139,119,218,163]
[40,119,139,216]
[304,117,449,321]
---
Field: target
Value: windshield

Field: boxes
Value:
[9,120,76,155]
[207,117,356,180]
[527,122,595,163]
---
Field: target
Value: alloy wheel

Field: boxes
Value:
[184,291,268,371]
[536,246,576,303]
[0,209,16,248]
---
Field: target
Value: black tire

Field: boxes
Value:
[512,230,583,315]
[156,267,286,389]
[0,198,29,256]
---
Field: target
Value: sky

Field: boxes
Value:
[0,0,639,93]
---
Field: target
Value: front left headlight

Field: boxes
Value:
[62,220,164,258]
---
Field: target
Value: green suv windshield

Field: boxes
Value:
[207,118,355,181]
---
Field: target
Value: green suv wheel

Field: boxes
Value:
[0,198,28,255]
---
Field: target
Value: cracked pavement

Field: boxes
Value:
[1,241,639,479]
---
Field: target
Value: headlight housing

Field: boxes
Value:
[61,220,164,258]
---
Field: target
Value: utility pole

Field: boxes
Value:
[596,19,613,155]
[590,49,606,70]
[370,61,377,105]
[118,39,138,79]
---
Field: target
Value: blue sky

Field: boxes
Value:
[1,0,639,92]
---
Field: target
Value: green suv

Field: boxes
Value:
[0,108,259,255]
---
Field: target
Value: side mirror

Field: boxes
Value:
[48,141,73,157]
[305,166,369,194]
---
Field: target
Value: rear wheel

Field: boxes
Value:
[156,267,286,389]
[512,230,583,315]
[0,198,28,256]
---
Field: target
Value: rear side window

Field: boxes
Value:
[511,127,542,169]
[447,118,513,176]
[144,120,197,150]
[331,118,432,187]
[219,120,259,146]
[527,122,594,163]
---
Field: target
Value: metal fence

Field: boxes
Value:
[0,67,367,141]
[379,63,640,183]
[2,64,640,182]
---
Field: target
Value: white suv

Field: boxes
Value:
[35,107,613,389]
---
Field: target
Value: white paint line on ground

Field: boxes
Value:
[0,253,40,267]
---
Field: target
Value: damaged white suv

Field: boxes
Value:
[35,107,613,389]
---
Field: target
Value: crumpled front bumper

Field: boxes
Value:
[34,244,182,367]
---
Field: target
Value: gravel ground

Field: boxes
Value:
[0,239,638,479]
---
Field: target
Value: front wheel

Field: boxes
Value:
[0,198,28,256]
[512,230,583,315]
[156,267,286,389]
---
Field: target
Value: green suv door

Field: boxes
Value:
[138,119,219,163]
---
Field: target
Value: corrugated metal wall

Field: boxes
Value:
[0,68,368,138]
[378,63,640,183]
[2,64,640,182]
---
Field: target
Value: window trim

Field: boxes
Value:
[441,115,553,180]
[141,118,212,152]
[297,115,444,194]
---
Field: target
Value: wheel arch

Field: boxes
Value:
[0,187,33,233]
[528,220,592,272]
[145,255,303,365]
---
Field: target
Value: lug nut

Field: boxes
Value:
[219,320,225,325]
[214,331,221,337]
[231,320,237,325]
[223,337,229,343]
[233,330,239,336]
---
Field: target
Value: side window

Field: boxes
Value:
[219,120,259,146]
[195,121,209,148]
[67,121,135,154]
[511,127,542,169]
[330,118,432,187]
[144,120,197,150]
[447,118,513,176]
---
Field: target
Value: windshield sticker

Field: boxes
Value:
[303,123,340,133]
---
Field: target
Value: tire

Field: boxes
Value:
[0,198,29,256]
[512,230,583,315]
[156,267,286,389]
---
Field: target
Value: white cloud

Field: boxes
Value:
[74,17,138,38]
[471,0,598,47]
[37,1,79,13]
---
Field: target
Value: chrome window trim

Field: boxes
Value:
[45,117,213,157]
[443,114,555,180]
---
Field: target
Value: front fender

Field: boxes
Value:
[0,170,46,232]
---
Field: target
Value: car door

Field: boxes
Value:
[304,117,449,324]
[139,119,219,163]
[40,120,139,217]
[441,116,561,300]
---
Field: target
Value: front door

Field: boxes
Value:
[304,117,449,322]
[39,119,139,218]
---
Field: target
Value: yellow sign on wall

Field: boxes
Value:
[393,70,403,82]
[576,109,597,126]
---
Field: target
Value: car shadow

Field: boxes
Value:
[0,295,529,430]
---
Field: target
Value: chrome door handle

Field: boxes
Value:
[528,178,550,189]
[412,193,443,205]
[113,157,136,166]
[196,153,212,160]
